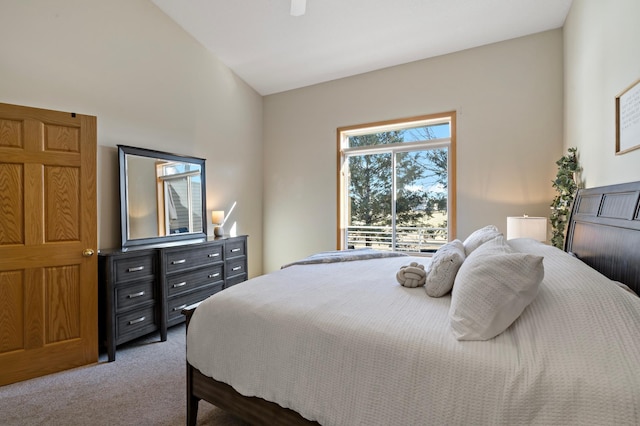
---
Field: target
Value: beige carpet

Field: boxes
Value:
[0,325,247,426]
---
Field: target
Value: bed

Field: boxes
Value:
[183,180,640,426]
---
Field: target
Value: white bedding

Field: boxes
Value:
[187,240,640,425]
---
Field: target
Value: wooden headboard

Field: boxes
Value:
[565,180,640,295]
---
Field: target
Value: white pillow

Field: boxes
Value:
[449,236,544,341]
[463,225,501,256]
[425,240,466,297]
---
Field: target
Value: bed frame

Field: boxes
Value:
[183,308,318,426]
[564,180,640,295]
[184,180,640,425]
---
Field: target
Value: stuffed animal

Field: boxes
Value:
[396,262,427,288]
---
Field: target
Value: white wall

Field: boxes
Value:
[0,0,264,277]
[263,30,564,272]
[564,0,640,187]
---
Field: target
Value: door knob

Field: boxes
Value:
[82,249,95,257]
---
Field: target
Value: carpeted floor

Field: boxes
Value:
[0,325,247,426]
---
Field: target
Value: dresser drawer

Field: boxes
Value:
[167,283,223,324]
[114,279,155,312]
[225,273,247,289]
[225,238,246,259]
[227,257,247,278]
[167,264,224,297]
[164,243,224,273]
[116,306,157,344]
[114,253,155,283]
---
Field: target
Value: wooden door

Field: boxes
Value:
[0,103,97,385]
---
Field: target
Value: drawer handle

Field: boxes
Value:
[127,266,145,272]
[232,266,242,272]
[172,281,187,288]
[208,273,220,278]
[173,304,187,312]
[231,248,241,253]
[127,291,145,299]
[128,316,145,325]
[208,253,220,258]
[171,259,186,265]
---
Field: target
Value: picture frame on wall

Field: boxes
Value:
[616,78,640,155]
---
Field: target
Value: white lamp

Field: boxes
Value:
[290,0,306,16]
[211,210,225,237]
[507,215,547,242]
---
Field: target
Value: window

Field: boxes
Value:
[337,112,456,254]
[156,161,203,235]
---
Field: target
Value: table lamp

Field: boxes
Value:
[212,210,225,237]
[506,215,547,242]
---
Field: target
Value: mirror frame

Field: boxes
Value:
[118,145,207,249]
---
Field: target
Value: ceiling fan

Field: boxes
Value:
[290,0,306,16]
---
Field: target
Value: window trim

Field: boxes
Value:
[336,111,457,250]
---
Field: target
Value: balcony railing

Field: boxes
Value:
[346,225,447,254]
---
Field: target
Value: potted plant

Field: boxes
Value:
[550,147,580,249]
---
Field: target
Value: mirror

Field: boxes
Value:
[118,145,207,249]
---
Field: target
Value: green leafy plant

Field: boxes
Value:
[550,147,580,249]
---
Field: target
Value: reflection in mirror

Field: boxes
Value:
[118,145,207,249]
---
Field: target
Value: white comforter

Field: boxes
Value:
[187,240,640,425]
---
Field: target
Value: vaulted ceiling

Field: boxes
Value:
[151,0,573,95]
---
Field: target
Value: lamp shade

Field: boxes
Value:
[507,216,547,242]
[290,0,306,16]
[211,210,224,225]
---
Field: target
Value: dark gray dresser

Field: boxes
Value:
[99,235,248,361]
